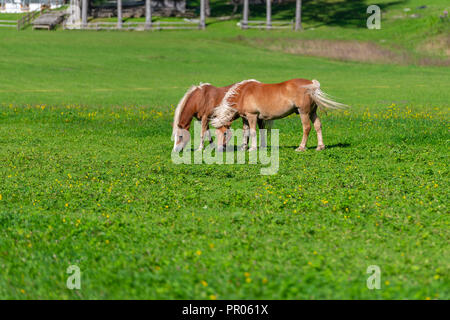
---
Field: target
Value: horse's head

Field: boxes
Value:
[215,126,232,152]
[172,127,190,152]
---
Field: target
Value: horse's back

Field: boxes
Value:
[190,84,232,118]
[241,78,312,93]
[236,78,314,117]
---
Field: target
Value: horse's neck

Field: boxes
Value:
[178,107,195,129]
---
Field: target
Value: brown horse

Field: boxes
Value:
[210,79,348,151]
[172,83,231,152]
[172,82,269,152]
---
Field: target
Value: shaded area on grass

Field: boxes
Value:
[202,0,405,28]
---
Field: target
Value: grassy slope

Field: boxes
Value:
[0,5,449,299]
[87,0,450,60]
[0,30,448,107]
[207,0,450,61]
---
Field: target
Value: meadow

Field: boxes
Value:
[0,0,449,299]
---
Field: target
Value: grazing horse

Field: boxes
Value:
[172,83,231,152]
[172,83,270,152]
[210,79,348,151]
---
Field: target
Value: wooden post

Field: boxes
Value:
[205,0,210,17]
[266,0,271,29]
[295,0,302,31]
[81,0,87,28]
[145,0,152,29]
[242,0,249,29]
[117,0,122,29]
[199,0,205,29]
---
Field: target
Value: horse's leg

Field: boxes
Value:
[240,118,250,151]
[224,127,233,146]
[196,116,209,151]
[258,119,267,148]
[310,111,325,151]
[247,114,258,151]
[206,127,213,144]
[296,113,311,152]
[216,127,227,152]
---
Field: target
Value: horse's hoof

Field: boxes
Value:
[295,146,307,152]
[316,145,325,151]
[238,145,248,151]
[248,147,257,151]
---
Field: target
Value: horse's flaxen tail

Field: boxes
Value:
[303,80,349,111]
[210,79,260,128]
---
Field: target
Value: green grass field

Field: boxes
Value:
[0,0,449,299]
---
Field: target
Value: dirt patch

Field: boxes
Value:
[419,34,450,58]
[234,36,450,67]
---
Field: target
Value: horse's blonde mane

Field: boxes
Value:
[172,83,210,141]
[210,79,260,128]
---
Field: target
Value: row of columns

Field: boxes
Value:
[79,0,300,31]
[242,0,302,31]
[80,0,205,30]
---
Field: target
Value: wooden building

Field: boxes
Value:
[0,0,64,13]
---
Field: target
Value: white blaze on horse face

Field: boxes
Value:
[171,129,192,164]
[172,128,190,153]
[172,128,179,150]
